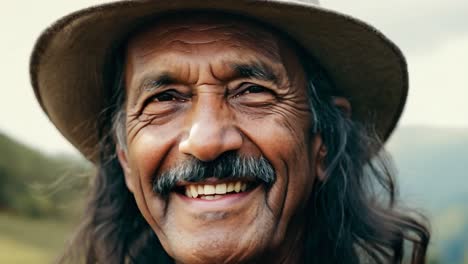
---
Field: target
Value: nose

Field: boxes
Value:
[179,95,243,161]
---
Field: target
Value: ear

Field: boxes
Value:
[332,96,352,118]
[117,145,135,193]
[313,135,328,182]
[309,133,327,181]
[314,97,351,181]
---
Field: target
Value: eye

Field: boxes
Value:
[150,90,187,102]
[246,85,267,94]
[238,84,272,96]
[153,92,176,102]
[232,83,276,107]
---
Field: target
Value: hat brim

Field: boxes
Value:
[30,0,407,162]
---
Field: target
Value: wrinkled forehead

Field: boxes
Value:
[124,12,298,64]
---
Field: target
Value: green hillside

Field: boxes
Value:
[0,132,91,218]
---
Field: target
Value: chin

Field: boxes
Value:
[167,229,270,264]
[148,184,279,264]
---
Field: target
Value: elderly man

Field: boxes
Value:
[30,1,429,263]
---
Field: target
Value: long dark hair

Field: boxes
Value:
[58,47,430,264]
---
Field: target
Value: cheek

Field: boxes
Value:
[125,119,183,232]
[126,110,188,179]
[128,125,173,187]
[236,107,315,235]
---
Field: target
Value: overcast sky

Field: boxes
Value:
[1,0,467,155]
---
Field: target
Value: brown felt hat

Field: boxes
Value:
[30,0,407,162]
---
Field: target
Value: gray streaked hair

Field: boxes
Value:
[59,35,430,264]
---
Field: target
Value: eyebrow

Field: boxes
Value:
[133,73,176,102]
[132,62,280,103]
[230,62,279,84]
[143,73,175,91]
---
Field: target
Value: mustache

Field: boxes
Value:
[152,152,276,196]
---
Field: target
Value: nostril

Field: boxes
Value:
[179,128,243,162]
[179,139,224,162]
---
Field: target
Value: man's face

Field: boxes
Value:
[119,14,325,263]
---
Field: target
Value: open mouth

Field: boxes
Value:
[173,180,259,200]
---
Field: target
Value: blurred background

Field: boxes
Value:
[1,0,467,263]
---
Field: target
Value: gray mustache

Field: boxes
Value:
[152,152,276,196]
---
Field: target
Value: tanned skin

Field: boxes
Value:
[117,14,349,264]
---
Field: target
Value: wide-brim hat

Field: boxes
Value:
[30,0,407,162]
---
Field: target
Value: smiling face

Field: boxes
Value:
[117,14,326,264]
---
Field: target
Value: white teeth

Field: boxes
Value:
[202,195,215,200]
[200,195,224,200]
[204,185,215,195]
[184,181,250,198]
[190,185,198,198]
[227,182,235,192]
[234,181,241,192]
[197,185,204,195]
[185,188,192,198]
[241,183,247,192]
[215,183,227,194]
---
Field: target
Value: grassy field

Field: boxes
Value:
[0,213,74,264]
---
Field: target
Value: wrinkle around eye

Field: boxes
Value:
[125,112,149,144]
[265,92,310,115]
[142,100,186,120]
[232,94,277,108]
[125,108,177,144]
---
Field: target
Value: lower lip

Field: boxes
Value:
[174,188,257,210]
